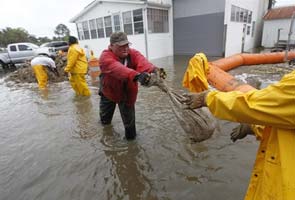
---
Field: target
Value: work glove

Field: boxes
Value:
[230,123,254,142]
[181,90,209,109]
[154,68,167,79]
[134,72,151,86]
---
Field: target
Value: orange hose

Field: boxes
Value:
[207,51,295,92]
[208,64,255,92]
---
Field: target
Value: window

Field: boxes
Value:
[96,18,105,38]
[18,45,31,51]
[147,8,169,33]
[123,11,133,35]
[89,19,98,39]
[244,10,248,23]
[247,26,251,35]
[231,5,252,23]
[104,16,113,37]
[248,11,252,23]
[133,9,144,34]
[239,9,244,22]
[9,45,17,51]
[251,21,255,37]
[231,5,236,21]
[82,21,90,40]
[113,14,121,32]
[235,7,240,22]
[77,23,84,40]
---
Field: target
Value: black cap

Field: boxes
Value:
[110,32,130,46]
[68,36,78,45]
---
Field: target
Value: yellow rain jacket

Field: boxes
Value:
[206,70,295,200]
[64,44,91,96]
[182,53,210,92]
[64,44,88,74]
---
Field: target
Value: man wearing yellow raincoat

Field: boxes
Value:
[31,55,57,89]
[183,70,295,200]
[64,36,91,96]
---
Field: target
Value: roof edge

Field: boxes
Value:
[70,0,145,23]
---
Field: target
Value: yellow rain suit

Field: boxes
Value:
[32,65,48,89]
[64,44,91,96]
[206,70,295,200]
[31,56,56,89]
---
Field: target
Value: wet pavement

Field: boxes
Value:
[0,55,291,200]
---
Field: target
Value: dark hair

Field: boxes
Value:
[68,36,78,45]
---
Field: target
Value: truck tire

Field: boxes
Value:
[0,60,8,71]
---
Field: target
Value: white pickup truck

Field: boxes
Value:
[0,42,57,70]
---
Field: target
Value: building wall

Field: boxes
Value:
[173,0,226,56]
[224,0,268,56]
[262,19,292,48]
[73,1,173,60]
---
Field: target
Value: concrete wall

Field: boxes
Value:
[73,1,173,60]
[262,19,292,48]
[173,0,226,56]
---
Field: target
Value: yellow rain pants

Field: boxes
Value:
[182,53,210,92]
[33,65,48,89]
[206,70,295,200]
[69,74,91,96]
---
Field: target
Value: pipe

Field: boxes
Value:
[207,51,295,92]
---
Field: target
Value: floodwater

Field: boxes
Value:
[1,55,290,200]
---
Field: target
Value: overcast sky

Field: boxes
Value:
[0,0,294,38]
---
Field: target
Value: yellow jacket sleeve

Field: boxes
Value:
[206,70,295,129]
[64,45,79,73]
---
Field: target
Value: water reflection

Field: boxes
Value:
[101,126,157,200]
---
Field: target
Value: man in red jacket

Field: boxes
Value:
[99,31,164,140]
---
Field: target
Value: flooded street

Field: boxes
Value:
[1,55,289,200]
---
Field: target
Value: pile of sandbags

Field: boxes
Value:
[5,54,68,83]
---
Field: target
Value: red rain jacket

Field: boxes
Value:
[99,47,156,106]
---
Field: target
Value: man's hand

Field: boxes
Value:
[182,91,209,109]
[135,72,151,86]
[230,123,254,142]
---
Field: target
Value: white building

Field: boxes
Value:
[70,0,270,59]
[173,0,269,57]
[70,0,173,60]
[262,5,295,48]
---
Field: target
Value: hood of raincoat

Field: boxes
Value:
[64,44,88,74]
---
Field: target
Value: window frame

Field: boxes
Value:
[133,9,144,34]
[89,19,98,39]
[122,11,133,35]
[104,15,113,37]
[147,8,169,33]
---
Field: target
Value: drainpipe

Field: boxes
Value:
[143,0,149,59]
[284,12,295,62]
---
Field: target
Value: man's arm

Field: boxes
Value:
[131,49,156,73]
[206,72,295,128]
[64,47,78,73]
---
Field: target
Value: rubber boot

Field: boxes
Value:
[125,126,136,140]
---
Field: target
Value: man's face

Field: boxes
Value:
[110,44,129,59]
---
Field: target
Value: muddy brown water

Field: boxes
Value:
[0,56,291,200]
